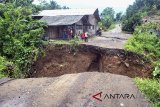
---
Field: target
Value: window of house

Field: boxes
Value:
[89,26,95,30]
[92,25,95,30]
[76,25,83,29]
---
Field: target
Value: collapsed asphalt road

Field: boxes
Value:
[0,72,151,107]
[0,25,152,107]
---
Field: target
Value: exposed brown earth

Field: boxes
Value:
[0,25,153,107]
[30,44,152,78]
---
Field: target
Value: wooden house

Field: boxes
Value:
[33,9,100,39]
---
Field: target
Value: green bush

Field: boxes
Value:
[0,3,45,78]
[0,56,15,78]
[135,78,160,107]
[126,23,160,106]
[69,36,82,55]
[100,7,115,30]
[122,0,160,32]
[125,32,159,58]
[134,23,160,35]
[153,61,160,78]
[125,23,160,77]
[122,12,142,32]
[102,16,114,29]
[107,23,116,31]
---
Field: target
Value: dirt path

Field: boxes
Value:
[85,25,132,49]
[0,72,151,107]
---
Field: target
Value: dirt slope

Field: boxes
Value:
[0,72,151,107]
[0,25,152,107]
[30,45,152,78]
[30,25,152,78]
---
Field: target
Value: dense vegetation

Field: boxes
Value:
[125,22,160,107]
[36,0,69,10]
[99,7,122,31]
[124,0,160,104]
[0,1,45,78]
[125,22,160,77]
[122,0,160,32]
[99,7,116,31]
[135,78,160,107]
[101,7,115,29]
[115,12,122,22]
[0,0,71,78]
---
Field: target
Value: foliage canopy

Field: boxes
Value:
[100,7,115,30]
[125,22,160,77]
[122,0,160,32]
[0,2,45,78]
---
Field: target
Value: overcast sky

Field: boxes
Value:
[33,0,135,13]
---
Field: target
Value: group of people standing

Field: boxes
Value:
[62,27,102,42]
[80,31,88,42]
[62,27,89,42]
[63,28,74,40]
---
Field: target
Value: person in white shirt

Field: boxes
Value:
[85,31,88,42]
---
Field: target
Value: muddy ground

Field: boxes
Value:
[30,44,152,78]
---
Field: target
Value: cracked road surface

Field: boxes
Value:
[0,26,151,107]
[85,25,132,49]
[0,72,151,107]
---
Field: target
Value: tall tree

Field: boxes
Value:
[101,7,115,29]
[116,12,122,21]
[101,7,115,19]
[0,0,33,6]
[0,0,41,13]
[38,0,69,10]
[122,0,160,32]
[49,0,61,9]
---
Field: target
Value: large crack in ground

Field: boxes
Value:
[30,44,152,78]
[101,36,128,40]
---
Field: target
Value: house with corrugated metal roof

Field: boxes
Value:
[33,8,100,39]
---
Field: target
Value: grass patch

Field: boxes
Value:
[0,56,13,78]
[42,40,71,45]
[50,40,71,45]
[43,37,84,46]
[108,23,116,31]
[0,72,7,78]
[134,78,160,107]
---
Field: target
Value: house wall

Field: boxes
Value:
[88,15,99,35]
[45,26,59,39]
[75,15,99,36]
[75,20,83,35]
[44,15,99,39]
